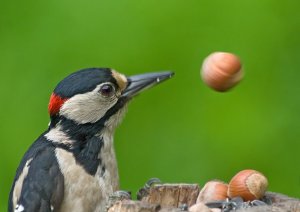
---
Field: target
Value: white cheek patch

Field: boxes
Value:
[60,85,118,124]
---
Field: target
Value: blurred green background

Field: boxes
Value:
[1,0,300,210]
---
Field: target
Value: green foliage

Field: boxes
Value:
[1,0,300,210]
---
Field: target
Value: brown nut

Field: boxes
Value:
[197,180,229,203]
[201,52,243,92]
[228,169,268,201]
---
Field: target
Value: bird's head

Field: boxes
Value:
[48,68,173,134]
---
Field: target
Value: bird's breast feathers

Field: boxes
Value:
[55,148,117,211]
[52,129,119,211]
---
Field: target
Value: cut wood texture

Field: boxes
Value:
[107,184,300,212]
[140,183,200,208]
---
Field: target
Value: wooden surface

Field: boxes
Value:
[107,184,300,212]
[140,184,200,208]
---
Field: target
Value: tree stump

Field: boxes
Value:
[107,183,300,212]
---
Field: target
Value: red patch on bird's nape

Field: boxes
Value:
[48,93,68,116]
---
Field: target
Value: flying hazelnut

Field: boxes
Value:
[197,180,229,203]
[201,52,243,92]
[228,169,268,201]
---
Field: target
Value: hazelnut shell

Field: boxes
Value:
[201,52,243,92]
[197,180,228,203]
[228,169,268,201]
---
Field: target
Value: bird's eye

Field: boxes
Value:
[100,83,115,97]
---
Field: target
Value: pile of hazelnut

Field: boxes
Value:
[189,169,269,212]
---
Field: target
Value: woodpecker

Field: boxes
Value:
[9,68,173,212]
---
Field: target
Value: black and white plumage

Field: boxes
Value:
[9,68,173,212]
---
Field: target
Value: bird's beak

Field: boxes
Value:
[122,71,174,98]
